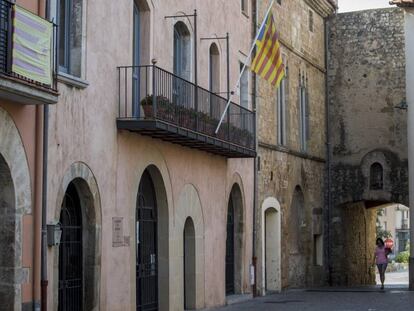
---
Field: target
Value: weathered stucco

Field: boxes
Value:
[44,0,254,310]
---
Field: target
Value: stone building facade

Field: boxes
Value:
[255,0,336,294]
[327,8,409,286]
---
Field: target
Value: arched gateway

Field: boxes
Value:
[135,166,169,311]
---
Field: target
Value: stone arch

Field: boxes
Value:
[53,162,102,311]
[360,149,399,204]
[261,197,282,294]
[288,185,307,288]
[122,140,175,310]
[290,186,305,253]
[135,164,170,311]
[226,182,245,295]
[0,107,31,310]
[175,183,205,309]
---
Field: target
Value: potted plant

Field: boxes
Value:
[140,95,154,118]
[140,95,173,119]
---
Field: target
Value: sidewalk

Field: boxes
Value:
[211,285,413,311]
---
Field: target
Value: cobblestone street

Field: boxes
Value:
[213,286,414,311]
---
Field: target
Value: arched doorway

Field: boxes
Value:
[0,154,15,309]
[288,186,307,288]
[136,169,158,311]
[265,207,280,292]
[183,217,196,310]
[58,182,83,311]
[54,163,101,311]
[226,184,244,296]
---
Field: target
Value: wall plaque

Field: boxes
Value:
[112,217,124,247]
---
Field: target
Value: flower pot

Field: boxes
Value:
[142,105,153,118]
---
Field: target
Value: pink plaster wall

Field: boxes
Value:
[45,0,254,309]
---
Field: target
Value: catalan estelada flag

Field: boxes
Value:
[251,12,285,87]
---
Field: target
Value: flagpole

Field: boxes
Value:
[215,0,276,134]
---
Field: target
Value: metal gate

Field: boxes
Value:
[58,183,83,311]
[136,170,158,311]
[225,197,235,295]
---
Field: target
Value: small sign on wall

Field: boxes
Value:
[112,217,127,247]
[250,264,255,286]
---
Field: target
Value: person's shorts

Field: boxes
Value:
[377,263,388,273]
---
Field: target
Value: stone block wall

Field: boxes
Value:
[327,8,409,286]
[256,0,335,292]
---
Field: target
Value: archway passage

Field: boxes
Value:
[0,154,15,310]
[337,201,410,287]
[183,217,196,310]
[225,184,244,296]
[58,182,83,311]
[136,170,158,311]
[265,208,279,292]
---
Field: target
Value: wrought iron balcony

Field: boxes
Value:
[0,0,58,105]
[117,65,256,158]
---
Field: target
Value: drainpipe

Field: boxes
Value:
[33,2,47,311]
[41,2,51,311]
[40,107,49,311]
[324,17,333,286]
[404,8,414,291]
[252,0,258,298]
[34,104,43,311]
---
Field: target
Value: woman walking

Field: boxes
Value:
[373,238,390,290]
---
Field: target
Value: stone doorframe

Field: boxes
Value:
[261,197,282,294]
[0,107,32,310]
[52,162,102,311]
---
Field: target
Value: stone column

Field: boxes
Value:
[405,7,414,291]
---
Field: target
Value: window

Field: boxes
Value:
[173,22,191,81]
[209,43,220,94]
[241,0,248,15]
[370,163,383,190]
[277,78,286,145]
[57,0,83,77]
[240,63,249,109]
[299,80,309,151]
[309,10,314,32]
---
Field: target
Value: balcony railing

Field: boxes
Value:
[0,0,58,102]
[117,65,256,158]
